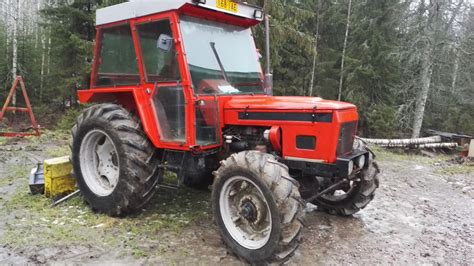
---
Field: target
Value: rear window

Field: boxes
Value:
[95,24,140,87]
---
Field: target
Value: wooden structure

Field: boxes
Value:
[468,140,474,158]
[0,76,40,137]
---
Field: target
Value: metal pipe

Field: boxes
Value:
[264,15,273,95]
[265,15,271,75]
[51,190,81,207]
[305,178,348,203]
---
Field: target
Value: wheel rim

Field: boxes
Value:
[219,176,272,250]
[80,129,120,197]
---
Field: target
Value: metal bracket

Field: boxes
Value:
[311,106,318,123]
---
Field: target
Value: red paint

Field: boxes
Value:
[268,126,282,152]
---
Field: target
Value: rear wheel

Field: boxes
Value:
[71,104,160,216]
[212,151,304,264]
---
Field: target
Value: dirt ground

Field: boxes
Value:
[0,133,473,265]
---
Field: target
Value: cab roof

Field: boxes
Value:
[96,0,263,27]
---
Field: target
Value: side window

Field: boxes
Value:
[96,24,140,87]
[137,20,181,82]
[153,86,186,143]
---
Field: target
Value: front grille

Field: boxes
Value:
[337,121,357,156]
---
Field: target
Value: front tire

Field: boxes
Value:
[313,161,380,216]
[71,104,160,216]
[212,151,304,264]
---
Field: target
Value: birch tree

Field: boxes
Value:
[338,0,351,101]
[11,0,19,106]
[411,0,465,138]
[309,0,322,97]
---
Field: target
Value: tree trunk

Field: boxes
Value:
[47,33,51,75]
[309,0,321,97]
[451,51,459,92]
[338,0,352,101]
[11,0,20,107]
[4,0,10,92]
[411,45,434,138]
[35,0,41,49]
[411,0,439,139]
[40,32,46,102]
[411,0,463,138]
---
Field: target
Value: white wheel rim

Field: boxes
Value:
[219,176,272,250]
[80,129,120,197]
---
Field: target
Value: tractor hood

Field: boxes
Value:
[224,96,356,111]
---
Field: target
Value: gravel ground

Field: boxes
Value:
[0,137,473,265]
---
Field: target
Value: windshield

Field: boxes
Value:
[180,16,264,95]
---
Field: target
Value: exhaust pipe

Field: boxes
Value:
[264,15,273,96]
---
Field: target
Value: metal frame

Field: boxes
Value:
[0,76,41,137]
[96,0,263,26]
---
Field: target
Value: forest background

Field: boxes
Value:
[0,0,473,138]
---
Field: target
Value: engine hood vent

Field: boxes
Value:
[224,96,357,111]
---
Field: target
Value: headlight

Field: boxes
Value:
[254,9,264,19]
[356,155,366,168]
[348,160,354,175]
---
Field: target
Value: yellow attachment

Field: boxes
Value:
[44,156,76,198]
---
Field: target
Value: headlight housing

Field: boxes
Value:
[348,160,354,176]
[356,155,366,169]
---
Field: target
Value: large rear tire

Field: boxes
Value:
[71,104,160,217]
[212,151,304,264]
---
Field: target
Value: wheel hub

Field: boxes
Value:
[240,200,258,223]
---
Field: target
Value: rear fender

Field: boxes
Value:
[77,90,160,148]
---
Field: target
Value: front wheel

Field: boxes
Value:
[312,161,380,216]
[212,151,304,264]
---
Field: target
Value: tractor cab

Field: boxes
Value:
[79,0,266,148]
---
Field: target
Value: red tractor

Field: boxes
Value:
[72,0,380,263]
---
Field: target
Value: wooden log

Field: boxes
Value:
[359,136,442,146]
[418,143,458,149]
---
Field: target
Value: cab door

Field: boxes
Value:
[134,18,187,146]
[195,96,221,147]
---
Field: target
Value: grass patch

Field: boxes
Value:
[0,164,30,186]
[370,145,451,165]
[25,130,71,145]
[1,163,211,257]
[56,108,84,131]
[132,247,149,258]
[434,164,474,175]
[17,130,72,153]
[45,145,70,158]
[0,137,6,146]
